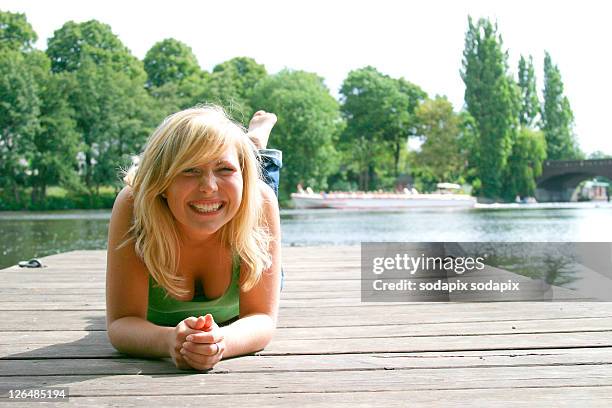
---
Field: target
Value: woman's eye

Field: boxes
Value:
[218,167,236,173]
[183,168,199,174]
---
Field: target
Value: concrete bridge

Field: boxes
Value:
[536,159,612,201]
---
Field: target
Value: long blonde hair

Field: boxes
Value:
[122,105,272,297]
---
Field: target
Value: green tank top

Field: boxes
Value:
[146,253,240,327]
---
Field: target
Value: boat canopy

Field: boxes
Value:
[436,182,461,190]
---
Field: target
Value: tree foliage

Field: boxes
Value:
[0,48,40,204]
[143,38,201,88]
[0,10,37,52]
[200,57,268,123]
[339,66,422,190]
[27,51,81,203]
[541,52,581,160]
[251,69,343,199]
[71,57,155,194]
[517,55,540,128]
[461,16,519,199]
[46,20,154,196]
[413,97,471,184]
[46,20,144,80]
[503,127,547,199]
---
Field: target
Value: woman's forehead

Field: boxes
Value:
[197,145,239,165]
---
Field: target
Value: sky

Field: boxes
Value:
[3,0,610,155]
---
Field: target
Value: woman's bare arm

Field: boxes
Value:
[105,186,174,358]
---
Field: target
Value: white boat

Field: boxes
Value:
[291,183,476,210]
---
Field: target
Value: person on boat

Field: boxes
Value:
[105,106,282,371]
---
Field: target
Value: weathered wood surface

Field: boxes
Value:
[1,246,611,407]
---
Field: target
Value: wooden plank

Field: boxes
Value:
[3,348,612,376]
[1,330,611,358]
[1,365,612,397]
[0,291,368,301]
[5,388,608,408]
[2,304,612,331]
[2,316,612,344]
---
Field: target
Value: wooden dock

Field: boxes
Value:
[1,246,612,406]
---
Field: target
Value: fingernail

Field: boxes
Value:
[180,348,185,354]
[186,335,193,341]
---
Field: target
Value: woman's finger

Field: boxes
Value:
[183,340,221,356]
[183,316,199,329]
[185,330,223,343]
[181,349,214,371]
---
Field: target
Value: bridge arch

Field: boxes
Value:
[536,159,612,202]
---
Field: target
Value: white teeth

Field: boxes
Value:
[190,202,222,213]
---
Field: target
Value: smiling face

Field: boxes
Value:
[164,144,243,244]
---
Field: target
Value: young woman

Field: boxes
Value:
[105,106,282,371]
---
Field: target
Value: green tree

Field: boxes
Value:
[461,17,519,199]
[541,51,581,160]
[143,38,201,88]
[200,57,268,122]
[517,55,540,128]
[46,20,154,197]
[251,69,343,199]
[142,40,208,115]
[339,66,406,190]
[413,97,469,183]
[503,127,547,200]
[384,78,426,177]
[0,10,37,51]
[71,57,155,195]
[46,20,144,80]
[147,73,208,117]
[29,68,81,204]
[0,48,40,206]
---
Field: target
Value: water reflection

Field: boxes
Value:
[1,206,611,269]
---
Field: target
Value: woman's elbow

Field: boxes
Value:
[106,319,124,353]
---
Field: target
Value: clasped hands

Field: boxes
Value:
[169,314,225,371]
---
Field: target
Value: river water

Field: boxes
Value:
[1,203,611,269]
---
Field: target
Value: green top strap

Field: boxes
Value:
[146,253,240,327]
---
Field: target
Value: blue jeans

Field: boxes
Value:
[258,149,284,291]
[259,149,282,197]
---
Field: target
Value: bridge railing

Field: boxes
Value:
[544,159,612,168]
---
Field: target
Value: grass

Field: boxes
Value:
[0,186,118,211]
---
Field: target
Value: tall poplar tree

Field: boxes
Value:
[541,52,581,160]
[517,55,540,128]
[461,16,519,199]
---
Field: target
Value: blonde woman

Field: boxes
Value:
[106,106,282,371]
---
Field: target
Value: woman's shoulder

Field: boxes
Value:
[108,185,136,237]
[112,185,135,216]
[116,185,135,205]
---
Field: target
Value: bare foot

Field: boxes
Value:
[247,110,277,149]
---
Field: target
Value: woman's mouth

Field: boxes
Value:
[188,201,224,214]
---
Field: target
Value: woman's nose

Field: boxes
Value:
[199,171,218,193]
